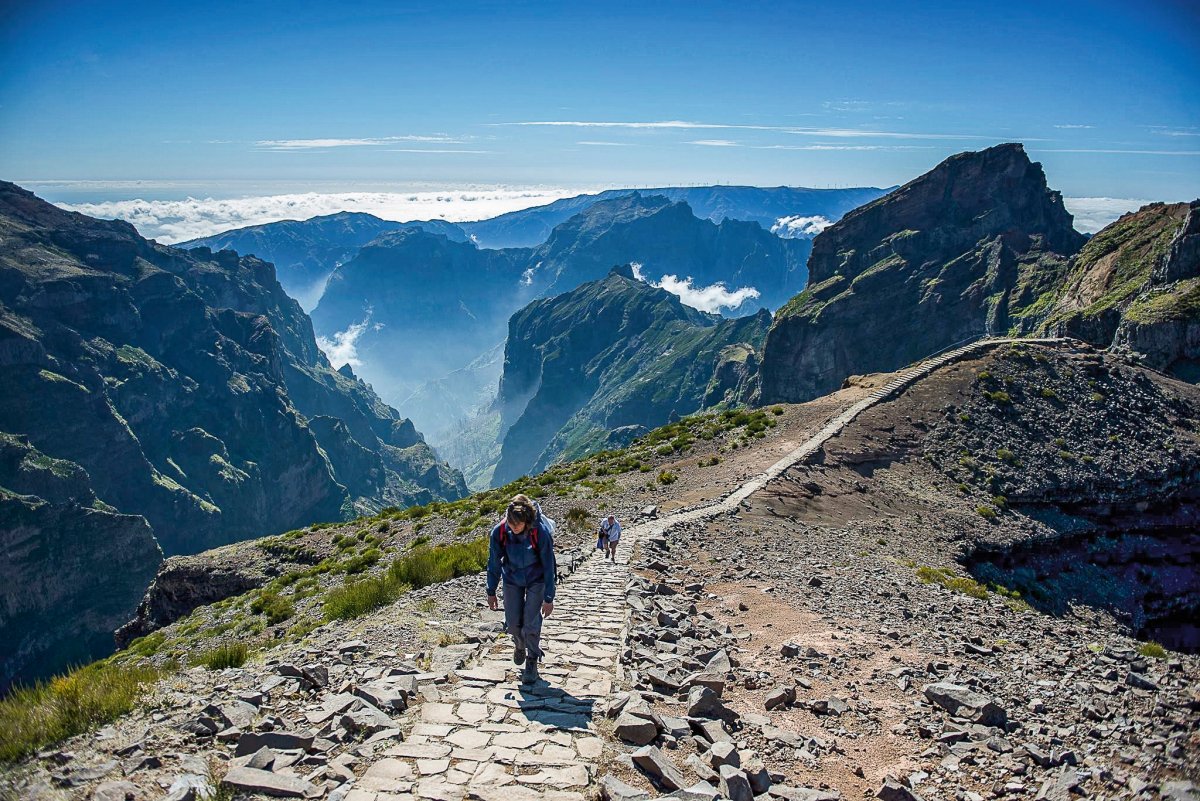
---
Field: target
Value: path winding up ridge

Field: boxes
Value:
[341,338,1057,801]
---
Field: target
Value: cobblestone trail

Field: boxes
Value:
[341,338,1063,801]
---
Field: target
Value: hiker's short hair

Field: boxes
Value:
[506,494,536,527]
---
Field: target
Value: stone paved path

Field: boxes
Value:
[345,541,635,801]
[343,337,1063,801]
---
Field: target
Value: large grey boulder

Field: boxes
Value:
[922,682,1008,727]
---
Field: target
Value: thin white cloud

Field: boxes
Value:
[1041,148,1200,155]
[1053,124,1094,129]
[754,144,934,151]
[688,139,740,147]
[771,215,834,238]
[317,315,373,368]
[57,188,584,243]
[381,149,492,154]
[577,140,636,146]
[1147,126,1200,137]
[255,135,468,150]
[630,263,759,313]
[500,120,994,140]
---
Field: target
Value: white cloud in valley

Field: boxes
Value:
[316,315,373,368]
[631,264,760,314]
[55,188,585,243]
[771,215,834,238]
[1063,197,1154,234]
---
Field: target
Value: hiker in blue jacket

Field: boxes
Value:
[486,493,557,683]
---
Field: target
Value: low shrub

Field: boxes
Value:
[657,470,677,485]
[194,642,248,671]
[249,591,295,625]
[391,539,488,589]
[323,575,400,621]
[1138,641,1167,659]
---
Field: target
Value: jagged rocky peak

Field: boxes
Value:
[758,144,1086,404]
[1040,200,1200,378]
[807,143,1084,288]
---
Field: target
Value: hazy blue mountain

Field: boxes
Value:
[459,185,890,249]
[180,212,468,310]
[310,195,803,439]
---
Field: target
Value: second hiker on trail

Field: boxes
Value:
[599,514,621,561]
[486,493,557,683]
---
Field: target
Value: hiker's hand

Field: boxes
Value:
[541,601,554,618]
[487,595,498,611]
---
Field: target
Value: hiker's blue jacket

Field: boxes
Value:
[486,519,556,601]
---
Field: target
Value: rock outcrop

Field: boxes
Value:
[1041,200,1200,379]
[491,266,772,484]
[759,144,1086,403]
[0,182,465,683]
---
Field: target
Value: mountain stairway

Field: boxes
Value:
[342,337,1064,801]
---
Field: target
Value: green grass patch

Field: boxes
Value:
[193,642,249,670]
[249,591,294,625]
[915,566,990,600]
[0,661,160,763]
[1138,641,1167,659]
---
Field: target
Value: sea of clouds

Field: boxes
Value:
[54,188,586,244]
[51,189,1150,245]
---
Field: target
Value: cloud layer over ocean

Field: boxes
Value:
[52,189,1150,244]
[54,189,584,243]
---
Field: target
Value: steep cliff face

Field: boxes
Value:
[759,144,1087,404]
[0,182,465,683]
[1042,200,1200,378]
[0,433,161,691]
[491,266,772,484]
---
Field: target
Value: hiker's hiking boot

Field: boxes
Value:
[521,659,539,683]
[513,645,526,665]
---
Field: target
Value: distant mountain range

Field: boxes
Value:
[180,185,888,311]
[457,185,890,249]
[0,182,466,688]
[307,193,807,438]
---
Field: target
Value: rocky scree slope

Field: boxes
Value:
[606,342,1198,800]
[0,182,465,685]
[759,143,1087,404]
[1042,200,1200,380]
[491,265,772,485]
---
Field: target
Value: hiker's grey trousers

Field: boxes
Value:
[503,581,545,661]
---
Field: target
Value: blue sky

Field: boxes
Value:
[1,0,1197,226]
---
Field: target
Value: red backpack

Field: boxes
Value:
[497,518,539,549]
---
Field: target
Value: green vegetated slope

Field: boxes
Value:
[0,181,465,689]
[1041,200,1200,377]
[491,265,771,484]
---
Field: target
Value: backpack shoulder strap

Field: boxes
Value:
[498,521,507,549]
